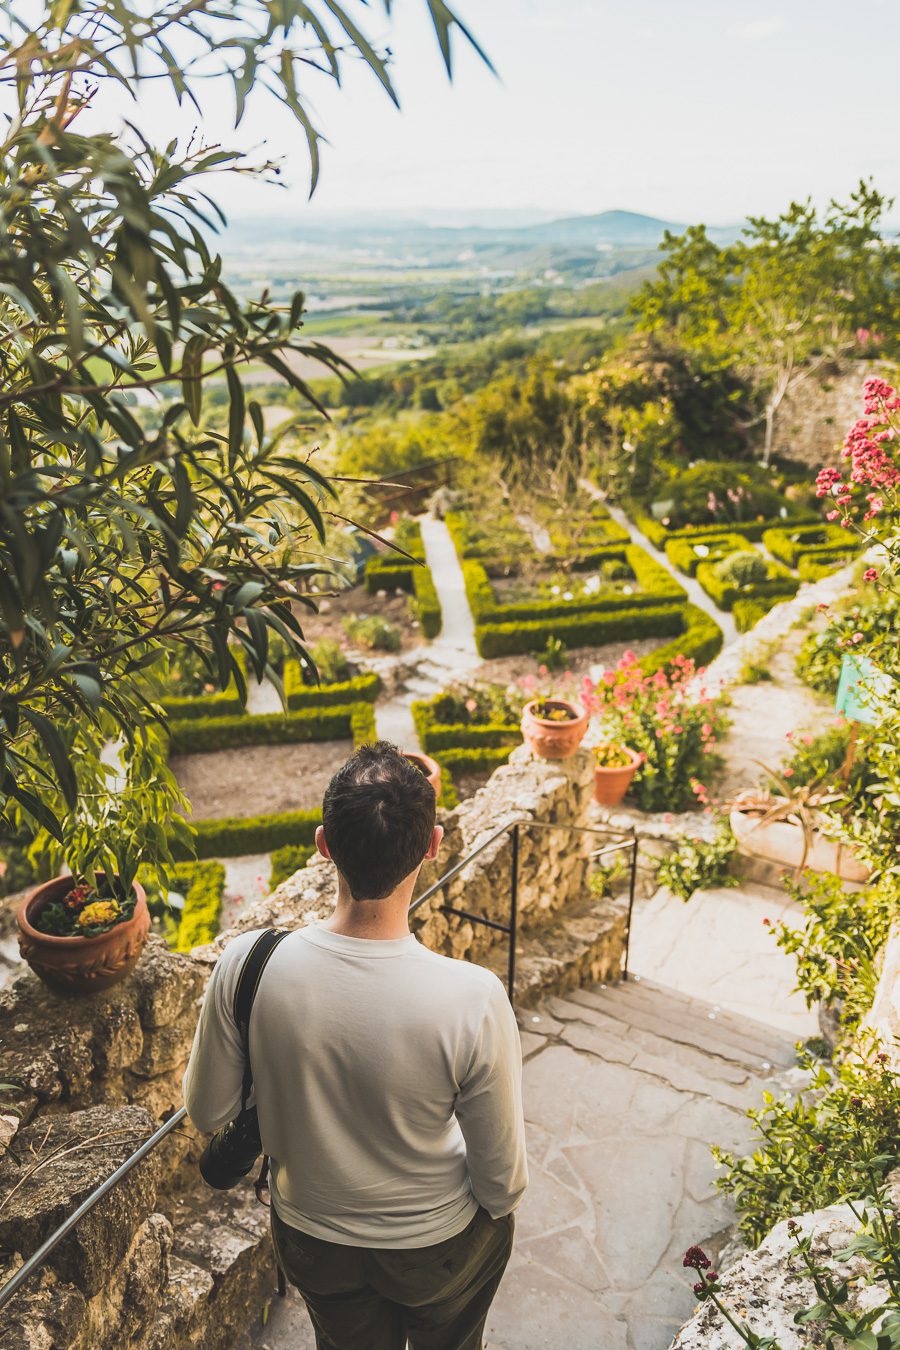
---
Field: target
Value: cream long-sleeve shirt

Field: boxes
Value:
[183,924,528,1248]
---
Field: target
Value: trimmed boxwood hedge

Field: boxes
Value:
[733,596,780,633]
[170,861,226,952]
[695,558,798,612]
[364,522,442,638]
[761,523,857,569]
[664,532,747,577]
[462,545,684,630]
[269,844,315,889]
[168,701,377,755]
[162,690,245,721]
[797,551,855,582]
[639,603,723,674]
[474,601,687,659]
[627,499,821,551]
[283,664,381,710]
[174,809,321,860]
[436,745,514,776]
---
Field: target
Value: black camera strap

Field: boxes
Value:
[234,927,290,1111]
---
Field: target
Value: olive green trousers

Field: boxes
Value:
[271,1205,515,1350]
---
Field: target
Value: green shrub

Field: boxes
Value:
[696,557,798,611]
[762,523,856,568]
[797,551,855,581]
[664,532,746,576]
[344,613,402,652]
[714,1042,900,1246]
[364,521,442,637]
[796,595,900,694]
[657,822,738,901]
[283,662,381,710]
[665,462,788,530]
[713,549,769,587]
[772,872,896,1034]
[174,809,321,860]
[170,861,226,953]
[638,604,723,675]
[436,746,513,776]
[309,639,352,684]
[269,844,315,889]
[161,690,245,720]
[168,701,376,754]
[625,497,819,549]
[732,596,779,632]
[474,602,686,659]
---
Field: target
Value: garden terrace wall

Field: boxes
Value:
[0,745,627,1349]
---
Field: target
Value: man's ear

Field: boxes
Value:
[315,825,331,861]
[424,824,444,862]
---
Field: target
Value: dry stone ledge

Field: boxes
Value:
[867,921,900,1066]
[669,1180,898,1349]
[0,1105,174,1350]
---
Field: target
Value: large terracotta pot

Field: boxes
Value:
[403,751,442,798]
[593,748,642,807]
[729,803,870,882]
[18,876,150,996]
[521,699,588,761]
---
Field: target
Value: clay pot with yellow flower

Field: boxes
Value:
[18,874,150,995]
[592,742,642,807]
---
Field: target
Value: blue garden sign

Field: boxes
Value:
[834,653,893,725]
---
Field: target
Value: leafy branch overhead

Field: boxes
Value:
[0,0,489,855]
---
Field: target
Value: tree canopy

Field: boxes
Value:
[0,0,487,888]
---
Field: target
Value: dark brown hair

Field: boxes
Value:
[322,741,436,900]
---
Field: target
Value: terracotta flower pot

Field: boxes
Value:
[403,751,442,798]
[521,699,588,761]
[18,875,150,996]
[593,749,642,807]
[729,803,870,882]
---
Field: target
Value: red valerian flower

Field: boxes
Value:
[683,1246,711,1270]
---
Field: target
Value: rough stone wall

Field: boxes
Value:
[867,921,900,1068]
[0,743,621,1348]
[771,357,889,469]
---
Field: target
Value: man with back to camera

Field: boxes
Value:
[183,740,528,1350]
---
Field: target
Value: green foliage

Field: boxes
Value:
[796,595,900,694]
[796,551,855,582]
[658,822,738,901]
[411,683,522,756]
[762,523,857,569]
[269,845,315,890]
[665,533,746,576]
[343,613,403,652]
[168,701,377,755]
[633,184,900,460]
[713,549,769,587]
[733,597,780,634]
[638,604,724,675]
[171,862,226,954]
[696,556,797,612]
[174,810,320,861]
[589,651,729,812]
[308,640,353,685]
[714,1042,900,1246]
[666,464,789,529]
[0,0,484,883]
[283,663,381,711]
[772,872,898,1033]
[473,602,686,659]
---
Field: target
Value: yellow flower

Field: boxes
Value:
[77,900,121,929]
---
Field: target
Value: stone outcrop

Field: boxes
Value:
[0,743,627,1346]
[669,1185,896,1349]
[770,357,888,469]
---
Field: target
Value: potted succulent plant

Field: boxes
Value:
[403,751,442,797]
[521,697,588,761]
[592,742,642,807]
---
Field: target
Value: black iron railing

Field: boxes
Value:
[0,819,638,1314]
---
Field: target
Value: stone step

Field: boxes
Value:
[563,982,797,1070]
[479,892,629,1009]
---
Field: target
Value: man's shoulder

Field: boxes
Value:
[412,942,507,1001]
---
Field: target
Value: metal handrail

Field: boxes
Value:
[0,1106,187,1313]
[0,817,638,1315]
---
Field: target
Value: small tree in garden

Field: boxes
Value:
[634,184,900,464]
[0,0,489,887]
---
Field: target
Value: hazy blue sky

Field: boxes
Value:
[132,0,900,226]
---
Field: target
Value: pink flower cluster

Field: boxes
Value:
[816,376,900,526]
